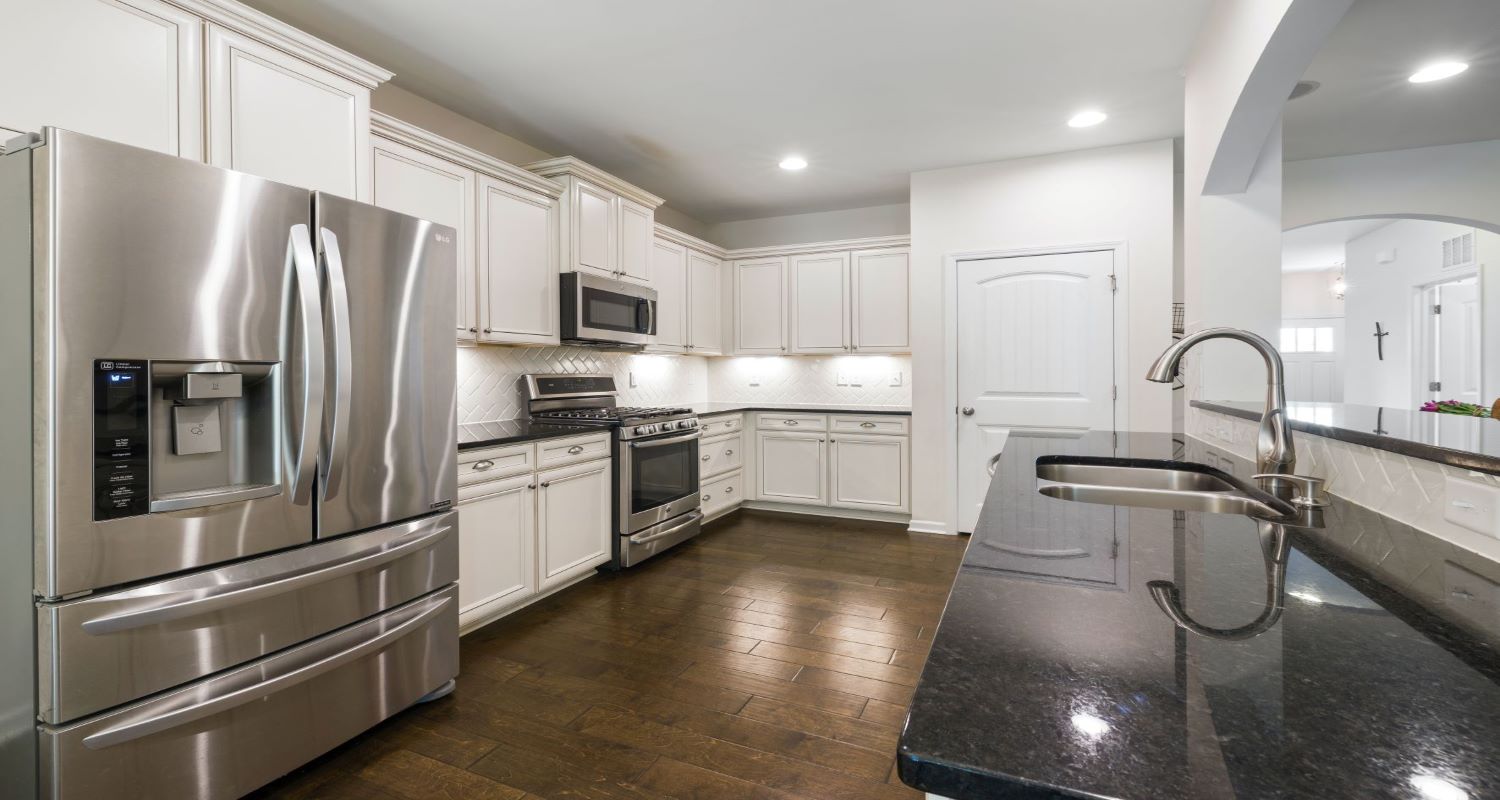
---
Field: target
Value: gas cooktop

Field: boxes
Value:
[532,406,694,424]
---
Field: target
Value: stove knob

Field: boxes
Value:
[634,426,649,436]
[684,419,698,428]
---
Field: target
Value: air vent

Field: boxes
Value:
[1442,231,1476,270]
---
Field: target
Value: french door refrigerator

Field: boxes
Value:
[0,128,460,800]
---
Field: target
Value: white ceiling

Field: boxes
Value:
[1284,0,1500,162]
[242,0,1209,223]
[1281,218,1393,272]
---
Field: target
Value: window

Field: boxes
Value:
[1279,326,1335,353]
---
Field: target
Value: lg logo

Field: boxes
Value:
[434,233,452,244]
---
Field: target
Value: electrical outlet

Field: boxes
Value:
[629,371,638,388]
[889,371,903,387]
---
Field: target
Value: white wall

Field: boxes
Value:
[908,139,1176,532]
[1282,269,1343,319]
[1284,140,1500,235]
[707,203,909,250]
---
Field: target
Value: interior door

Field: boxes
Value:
[314,193,458,538]
[1280,318,1344,403]
[957,250,1116,532]
[1437,281,1481,403]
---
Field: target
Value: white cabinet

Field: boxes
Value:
[688,250,724,355]
[457,473,534,624]
[828,434,910,513]
[734,257,788,354]
[478,177,560,345]
[651,238,689,351]
[371,136,477,342]
[618,198,654,283]
[0,0,203,159]
[205,24,371,199]
[850,247,911,352]
[537,457,612,592]
[573,179,617,277]
[756,430,826,506]
[789,252,851,353]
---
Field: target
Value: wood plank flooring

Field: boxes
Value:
[251,510,967,800]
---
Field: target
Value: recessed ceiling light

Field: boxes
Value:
[1409,61,1468,83]
[779,156,808,171]
[1067,110,1107,128]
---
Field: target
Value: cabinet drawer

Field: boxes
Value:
[700,433,743,478]
[458,443,534,486]
[537,433,612,469]
[756,413,827,432]
[701,470,742,519]
[829,415,910,436]
[698,414,742,437]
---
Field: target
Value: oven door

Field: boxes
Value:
[619,431,700,533]
[563,272,657,346]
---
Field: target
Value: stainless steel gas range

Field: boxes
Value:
[524,375,702,567]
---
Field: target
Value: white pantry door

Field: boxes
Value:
[956,250,1116,532]
[1437,281,1481,404]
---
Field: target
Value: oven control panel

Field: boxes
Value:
[625,418,698,440]
[93,359,150,520]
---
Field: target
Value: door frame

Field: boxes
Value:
[1414,271,1480,407]
[944,241,1130,533]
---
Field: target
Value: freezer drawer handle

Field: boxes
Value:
[80,522,452,636]
[318,227,354,501]
[286,224,326,506]
[81,592,452,751]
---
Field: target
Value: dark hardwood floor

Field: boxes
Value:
[251,510,968,799]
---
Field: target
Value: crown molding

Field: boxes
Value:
[167,0,394,88]
[525,156,665,209]
[371,112,564,198]
[724,234,910,261]
[653,224,727,259]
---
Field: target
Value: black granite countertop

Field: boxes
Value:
[899,430,1500,800]
[457,419,600,451]
[692,402,910,416]
[1194,399,1500,476]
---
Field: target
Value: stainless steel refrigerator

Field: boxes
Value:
[0,128,460,800]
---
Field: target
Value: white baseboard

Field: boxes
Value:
[739,500,911,525]
[458,568,597,636]
[905,519,953,535]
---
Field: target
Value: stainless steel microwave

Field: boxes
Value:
[561,271,658,347]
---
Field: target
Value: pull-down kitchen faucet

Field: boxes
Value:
[1146,327,1297,492]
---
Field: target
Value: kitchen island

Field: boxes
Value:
[898,430,1500,799]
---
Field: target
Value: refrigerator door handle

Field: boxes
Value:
[80,592,453,751]
[318,227,354,501]
[78,522,453,635]
[286,224,325,506]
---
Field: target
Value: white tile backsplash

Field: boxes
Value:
[456,346,707,424]
[707,354,912,407]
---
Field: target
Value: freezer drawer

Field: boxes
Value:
[39,585,459,800]
[38,511,457,724]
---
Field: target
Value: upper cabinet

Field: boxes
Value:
[370,113,563,347]
[789,252,851,353]
[527,157,664,286]
[850,247,910,352]
[731,242,909,355]
[733,257,788,354]
[0,0,203,159]
[651,238,690,352]
[687,249,724,355]
[651,227,726,356]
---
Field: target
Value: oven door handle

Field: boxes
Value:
[629,511,703,545]
[629,431,701,449]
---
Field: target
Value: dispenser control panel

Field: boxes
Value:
[94,359,149,520]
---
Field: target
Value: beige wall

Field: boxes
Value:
[707,203,909,250]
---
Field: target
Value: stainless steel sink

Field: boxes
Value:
[1036,460,1294,518]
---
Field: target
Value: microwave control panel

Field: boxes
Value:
[94,359,149,520]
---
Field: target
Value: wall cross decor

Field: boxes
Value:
[1373,322,1389,361]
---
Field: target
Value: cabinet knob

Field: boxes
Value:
[701,455,711,461]
[567,445,584,455]
[780,346,786,351]
[468,327,477,333]
[483,328,492,334]
[527,483,536,490]
[725,449,733,456]
[724,487,734,494]
[540,481,551,488]
[702,494,711,501]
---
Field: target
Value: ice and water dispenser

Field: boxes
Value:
[93,359,280,520]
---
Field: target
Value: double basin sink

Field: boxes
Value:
[1036,457,1296,520]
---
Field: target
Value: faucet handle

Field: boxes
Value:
[1253,473,1329,507]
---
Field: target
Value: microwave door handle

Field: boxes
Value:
[285,224,324,506]
[640,297,654,335]
[317,227,353,501]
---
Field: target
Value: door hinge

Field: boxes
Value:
[1111,539,1119,559]
[1109,274,1118,293]
[1430,381,1442,392]
[1433,304,1442,314]
[1111,385,1118,401]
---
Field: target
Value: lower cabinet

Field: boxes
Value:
[753,413,911,516]
[828,434,910,513]
[536,457,613,592]
[756,430,828,506]
[456,474,534,622]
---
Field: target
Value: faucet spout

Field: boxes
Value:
[1146,327,1295,481]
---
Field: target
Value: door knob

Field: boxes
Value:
[961,407,975,416]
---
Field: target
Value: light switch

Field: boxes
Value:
[889,371,903,387]
[629,371,638,388]
[1444,475,1500,538]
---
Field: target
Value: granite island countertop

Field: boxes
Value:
[898,430,1500,799]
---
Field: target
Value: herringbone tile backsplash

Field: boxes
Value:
[457,348,912,423]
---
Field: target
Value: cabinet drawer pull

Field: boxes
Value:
[567,445,585,455]
[702,455,711,461]
[471,460,495,471]
[783,420,798,426]
[860,422,876,429]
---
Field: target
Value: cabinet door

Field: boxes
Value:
[617,197,654,283]
[734,257,787,354]
[478,177,560,344]
[456,474,535,628]
[573,180,616,276]
[371,137,477,342]
[789,252,850,353]
[756,431,826,506]
[537,458,612,591]
[688,250,723,355]
[829,434,909,513]
[650,238,688,352]
[206,24,370,199]
[0,0,202,158]
[851,248,910,352]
